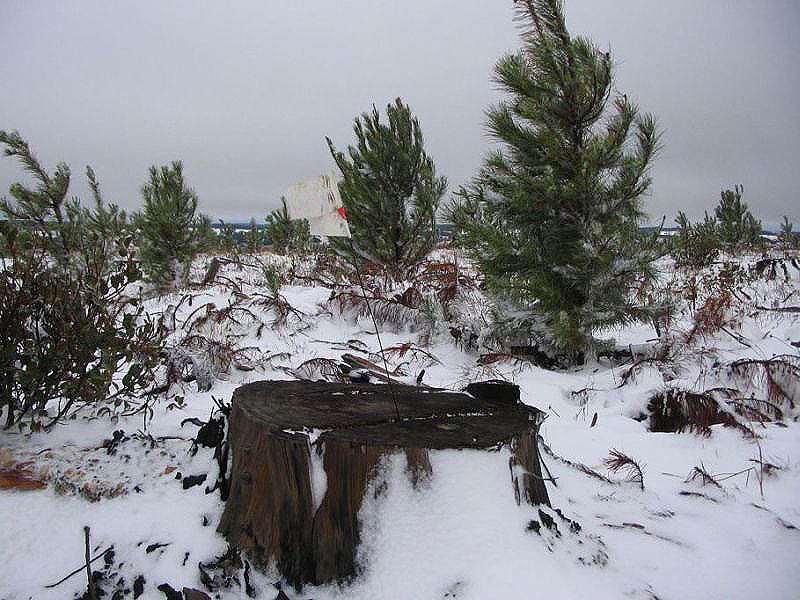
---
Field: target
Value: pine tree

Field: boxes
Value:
[85,166,129,241]
[714,185,762,252]
[79,165,134,278]
[195,213,219,253]
[327,98,446,277]
[0,130,80,265]
[216,219,237,255]
[672,211,719,268]
[134,160,200,290]
[777,216,798,251]
[265,197,309,255]
[245,217,261,254]
[0,131,132,278]
[449,0,661,360]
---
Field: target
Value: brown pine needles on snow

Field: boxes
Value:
[604,449,645,490]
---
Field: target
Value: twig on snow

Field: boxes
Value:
[85,527,97,600]
[44,544,114,589]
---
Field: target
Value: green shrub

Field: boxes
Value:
[0,229,160,431]
[0,131,161,430]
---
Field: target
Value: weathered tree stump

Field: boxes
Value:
[217,380,549,589]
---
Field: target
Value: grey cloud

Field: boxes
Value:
[1,1,797,228]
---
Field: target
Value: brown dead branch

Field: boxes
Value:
[377,343,441,366]
[293,358,348,383]
[340,353,406,384]
[727,356,799,409]
[604,449,645,490]
[477,352,530,367]
[684,463,724,490]
[251,290,306,327]
[754,305,800,314]
[538,437,618,485]
[329,287,423,329]
[686,291,732,343]
[646,388,753,436]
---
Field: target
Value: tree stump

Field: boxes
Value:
[217,380,549,589]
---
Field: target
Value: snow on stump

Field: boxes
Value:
[217,380,550,589]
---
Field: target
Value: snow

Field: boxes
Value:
[1,252,799,599]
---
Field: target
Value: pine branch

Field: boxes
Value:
[604,448,645,490]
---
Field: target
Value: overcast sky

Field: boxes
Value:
[1,1,798,227]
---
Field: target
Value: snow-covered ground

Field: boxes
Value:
[1,252,798,600]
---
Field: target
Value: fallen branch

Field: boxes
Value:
[678,490,719,502]
[539,455,558,488]
[538,436,617,485]
[84,526,97,600]
[754,305,800,313]
[685,463,724,490]
[44,545,114,589]
[750,503,799,531]
[604,449,645,490]
[341,353,405,385]
[602,522,688,547]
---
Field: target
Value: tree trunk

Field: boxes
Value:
[217,380,549,590]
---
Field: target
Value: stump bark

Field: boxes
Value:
[217,380,549,589]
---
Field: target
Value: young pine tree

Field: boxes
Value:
[449,0,661,361]
[245,217,261,254]
[85,166,129,241]
[714,185,762,252]
[135,161,200,291]
[326,98,446,277]
[195,213,219,253]
[777,216,798,251]
[0,130,80,265]
[672,211,719,268]
[265,197,310,255]
[216,219,238,255]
